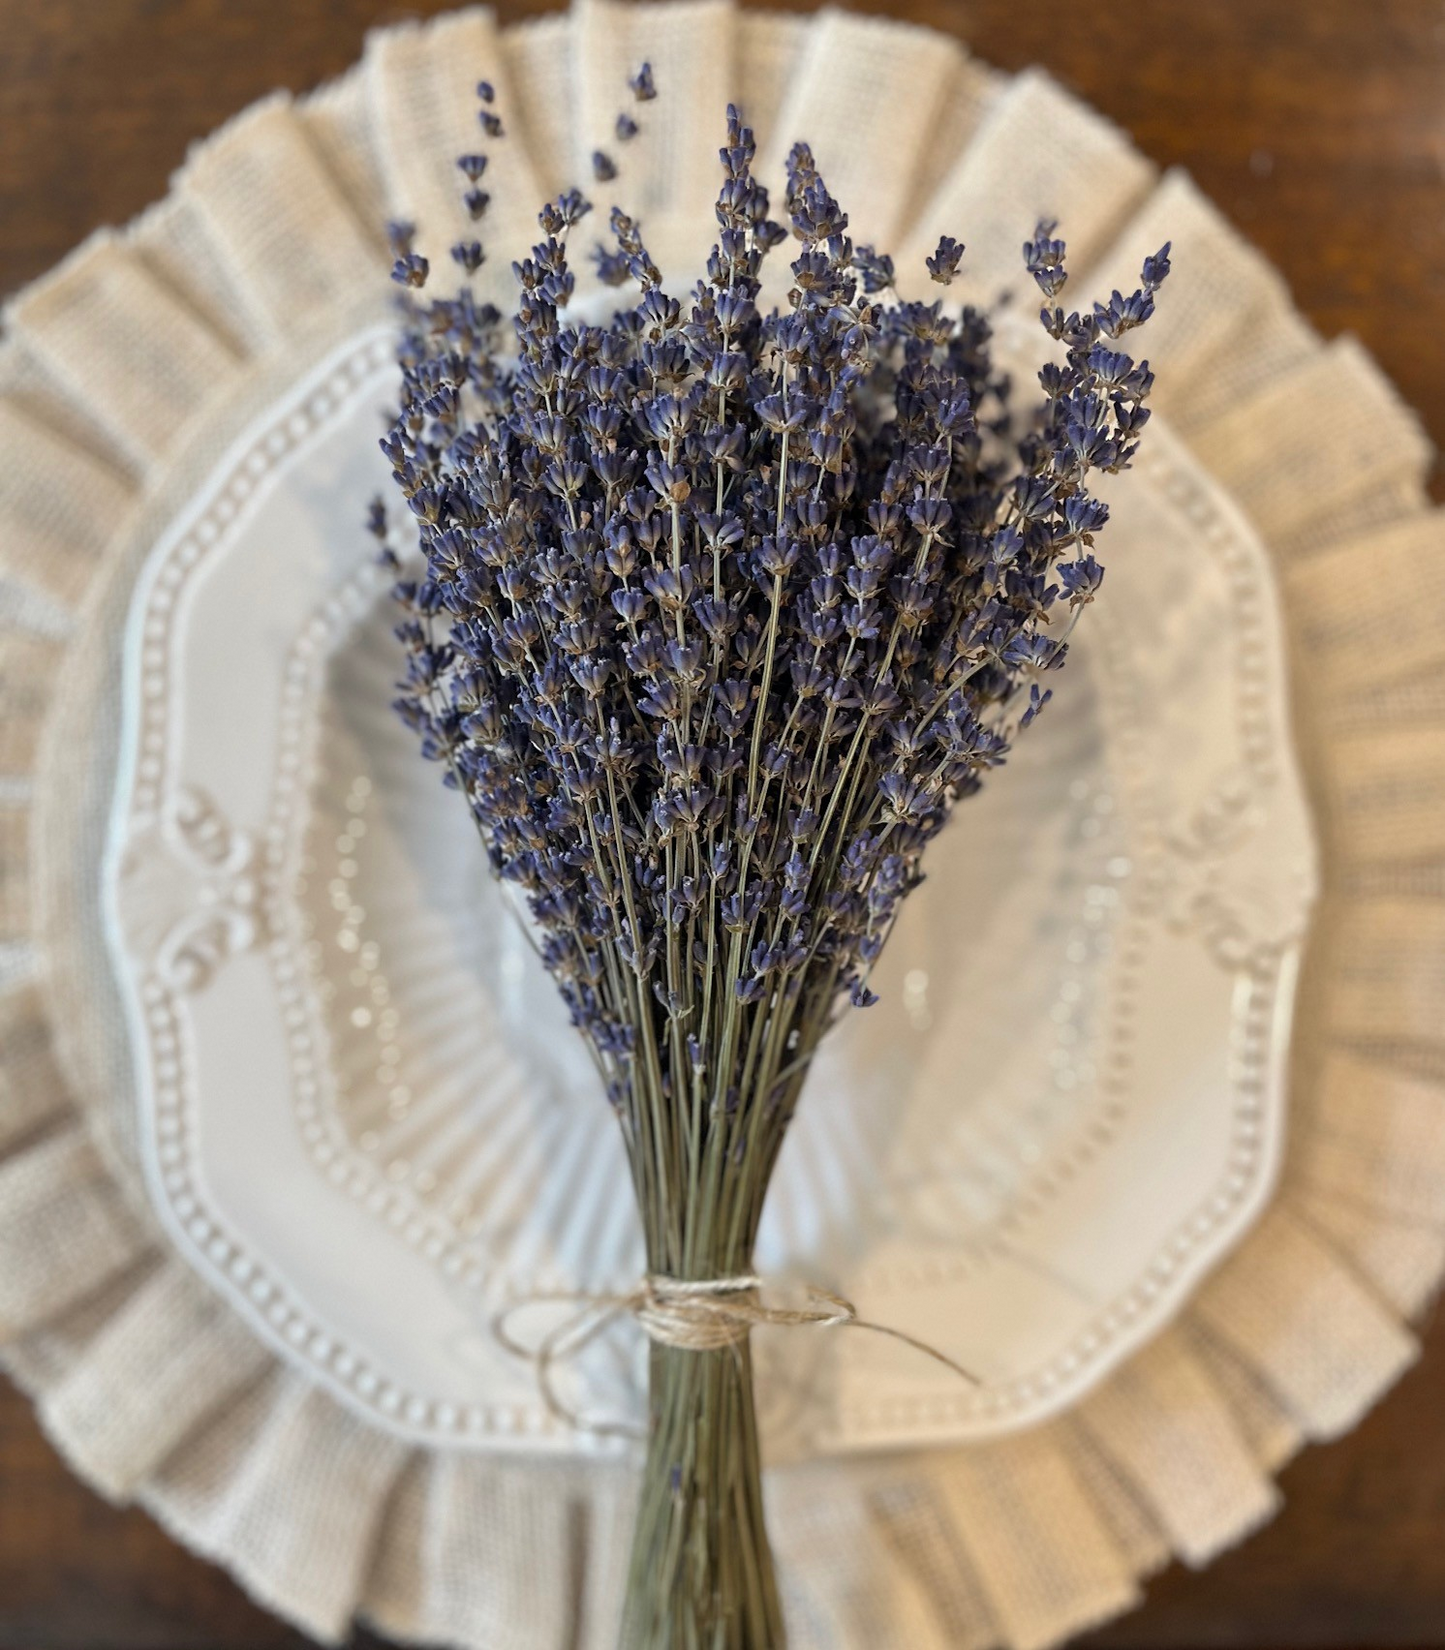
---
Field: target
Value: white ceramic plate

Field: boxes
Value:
[104,322,1317,1460]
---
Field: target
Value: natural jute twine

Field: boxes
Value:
[494,1274,979,1439]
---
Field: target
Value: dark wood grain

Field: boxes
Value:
[3,2,1444,1646]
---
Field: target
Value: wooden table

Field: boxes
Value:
[2,2,1443,1645]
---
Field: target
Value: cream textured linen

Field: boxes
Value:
[1,5,1441,1646]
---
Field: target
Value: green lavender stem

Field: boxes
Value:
[618,1053,794,1650]
[619,1323,784,1648]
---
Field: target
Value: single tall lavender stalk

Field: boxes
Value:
[379,74,1168,1649]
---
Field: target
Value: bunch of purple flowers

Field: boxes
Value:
[377,72,1167,1650]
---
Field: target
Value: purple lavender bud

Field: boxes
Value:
[1023,220,1068,298]
[390,251,429,289]
[1058,555,1105,607]
[926,235,965,285]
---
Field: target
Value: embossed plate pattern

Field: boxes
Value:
[104,324,1317,1458]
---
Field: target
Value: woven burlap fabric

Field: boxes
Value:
[1,5,1442,1645]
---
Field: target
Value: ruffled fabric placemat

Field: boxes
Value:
[2,4,1444,1646]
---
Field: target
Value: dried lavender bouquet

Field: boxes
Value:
[377,70,1168,1650]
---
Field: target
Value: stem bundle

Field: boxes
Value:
[379,68,1169,1650]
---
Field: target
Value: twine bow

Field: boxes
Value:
[493,1273,979,1439]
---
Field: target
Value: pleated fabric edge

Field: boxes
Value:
[1,5,1441,1648]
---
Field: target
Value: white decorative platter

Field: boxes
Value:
[104,320,1317,1461]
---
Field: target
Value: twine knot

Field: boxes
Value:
[634,1274,852,1350]
[494,1272,976,1439]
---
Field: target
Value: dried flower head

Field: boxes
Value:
[378,79,1168,1190]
